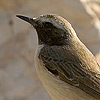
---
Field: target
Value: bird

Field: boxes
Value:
[16,14,100,100]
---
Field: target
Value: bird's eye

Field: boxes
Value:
[43,22,53,28]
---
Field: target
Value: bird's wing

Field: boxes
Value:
[39,46,100,99]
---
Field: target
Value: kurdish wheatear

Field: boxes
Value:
[16,14,100,100]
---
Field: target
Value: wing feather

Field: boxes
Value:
[39,46,100,99]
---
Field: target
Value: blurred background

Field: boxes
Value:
[0,0,100,100]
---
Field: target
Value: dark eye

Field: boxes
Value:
[43,22,53,28]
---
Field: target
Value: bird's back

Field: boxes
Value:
[34,40,100,100]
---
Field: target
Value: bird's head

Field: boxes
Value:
[16,14,77,45]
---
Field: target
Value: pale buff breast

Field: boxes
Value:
[34,45,98,100]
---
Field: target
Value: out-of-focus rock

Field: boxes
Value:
[82,0,100,20]
[81,0,100,54]
[96,51,100,64]
[0,0,100,100]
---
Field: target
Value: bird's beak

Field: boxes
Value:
[16,15,37,27]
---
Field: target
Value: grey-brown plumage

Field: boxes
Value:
[16,14,100,100]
